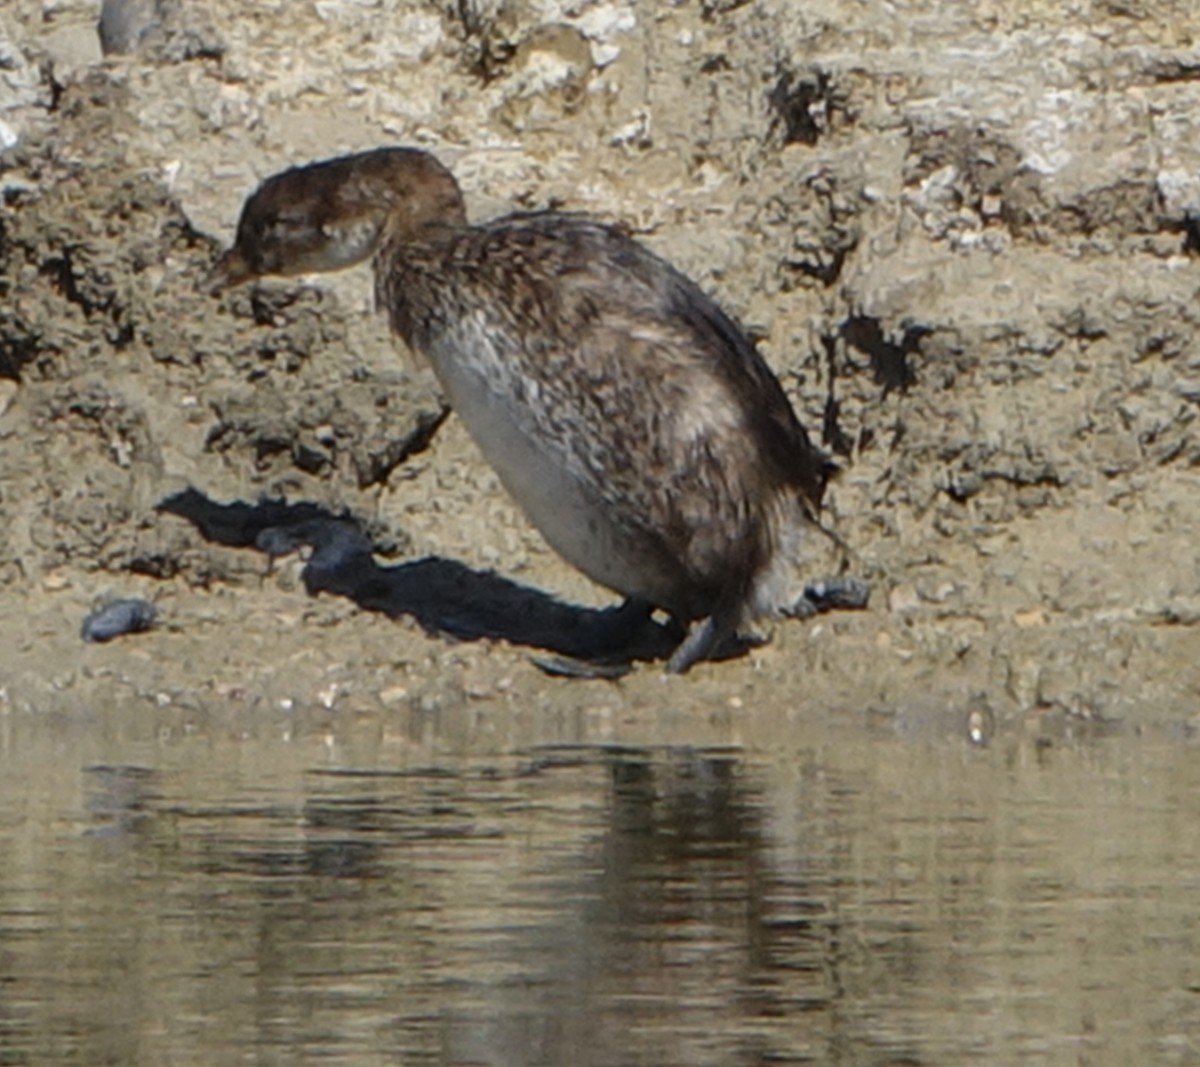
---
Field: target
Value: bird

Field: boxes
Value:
[207,146,833,673]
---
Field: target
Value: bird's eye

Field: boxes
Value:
[267,211,314,239]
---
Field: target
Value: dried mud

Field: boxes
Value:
[1,0,1198,745]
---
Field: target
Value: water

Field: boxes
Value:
[2,702,1199,1066]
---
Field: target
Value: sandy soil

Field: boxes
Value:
[1,0,1197,743]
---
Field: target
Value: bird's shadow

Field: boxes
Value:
[157,488,677,665]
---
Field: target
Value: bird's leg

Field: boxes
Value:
[666,607,740,675]
[667,616,716,674]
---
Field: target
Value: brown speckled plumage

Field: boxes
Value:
[210,147,830,672]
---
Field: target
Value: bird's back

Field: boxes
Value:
[376,212,826,620]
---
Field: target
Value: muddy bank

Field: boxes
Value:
[0,0,1197,738]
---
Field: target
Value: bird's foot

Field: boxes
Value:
[786,575,871,619]
[529,654,633,680]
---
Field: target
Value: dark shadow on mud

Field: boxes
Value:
[157,488,678,665]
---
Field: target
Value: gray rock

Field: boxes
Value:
[81,599,158,643]
[98,0,159,55]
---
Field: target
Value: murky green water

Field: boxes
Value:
[2,702,1198,1066]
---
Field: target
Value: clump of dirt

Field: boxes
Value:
[0,0,1197,734]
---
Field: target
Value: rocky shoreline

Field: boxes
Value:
[1,1,1197,737]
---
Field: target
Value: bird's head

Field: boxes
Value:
[207,147,467,294]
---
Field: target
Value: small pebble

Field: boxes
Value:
[966,706,996,746]
[81,599,157,643]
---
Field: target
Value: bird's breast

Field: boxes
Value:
[412,312,695,612]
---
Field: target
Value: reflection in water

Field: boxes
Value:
[2,714,1200,1066]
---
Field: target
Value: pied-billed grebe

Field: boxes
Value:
[208,147,832,673]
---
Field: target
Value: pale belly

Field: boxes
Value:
[421,331,691,614]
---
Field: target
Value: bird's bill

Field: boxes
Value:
[205,248,256,295]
